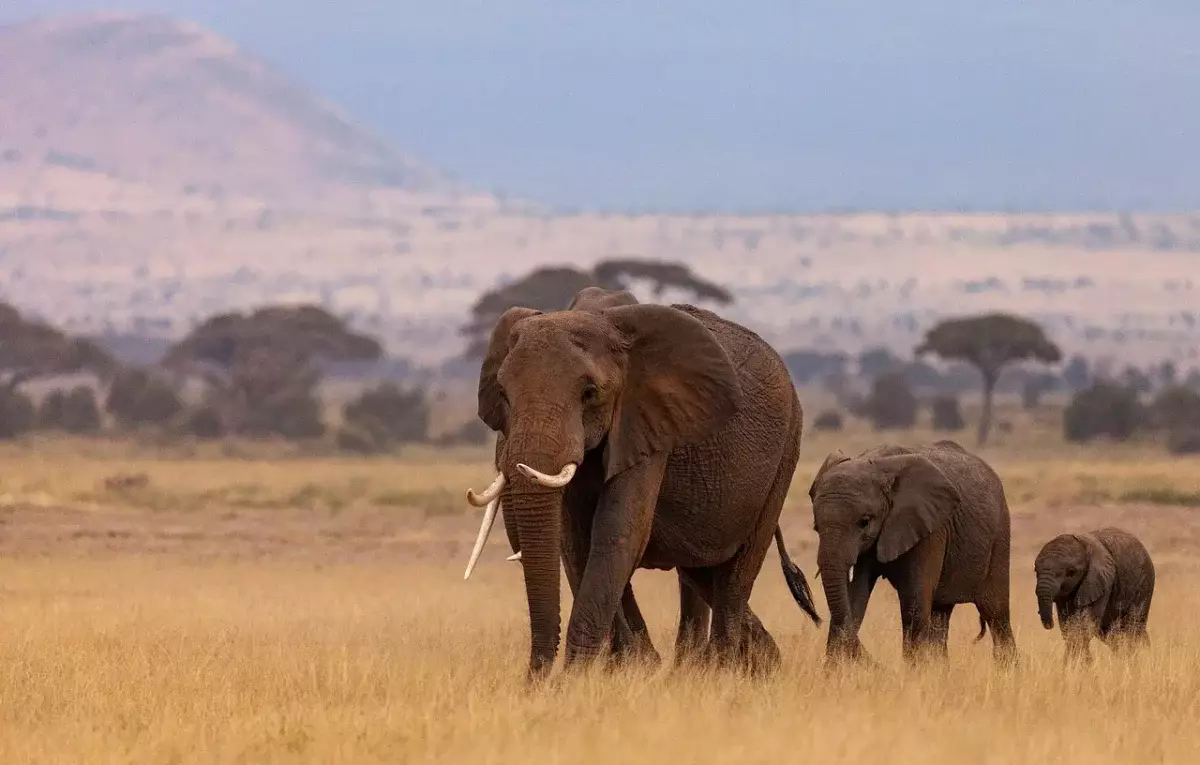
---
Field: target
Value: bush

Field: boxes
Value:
[435,418,493,446]
[930,395,965,431]
[38,385,102,434]
[335,426,381,454]
[105,367,184,428]
[1063,381,1145,443]
[863,371,917,430]
[1149,385,1200,431]
[812,409,844,432]
[177,405,225,439]
[341,382,430,449]
[1021,374,1059,409]
[241,393,326,440]
[1167,426,1200,455]
[0,387,36,439]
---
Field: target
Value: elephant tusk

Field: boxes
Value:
[466,473,505,507]
[507,551,522,562]
[849,568,855,584]
[516,462,577,488]
[814,568,821,580]
[463,496,501,580]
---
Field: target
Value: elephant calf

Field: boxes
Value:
[808,440,1016,666]
[1034,526,1155,663]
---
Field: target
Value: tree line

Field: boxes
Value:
[0,302,450,453]
[0,257,1195,455]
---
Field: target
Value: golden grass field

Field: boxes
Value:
[0,419,1198,763]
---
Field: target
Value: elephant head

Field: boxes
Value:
[808,449,961,651]
[464,292,743,676]
[1034,534,1115,629]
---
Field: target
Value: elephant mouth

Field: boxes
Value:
[461,462,578,579]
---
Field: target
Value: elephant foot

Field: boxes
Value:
[823,637,876,672]
[608,641,662,673]
[739,635,782,678]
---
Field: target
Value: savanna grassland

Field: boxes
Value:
[0,415,1198,764]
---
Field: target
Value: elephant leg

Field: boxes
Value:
[611,583,661,667]
[929,604,954,659]
[891,536,945,664]
[1061,613,1094,666]
[708,527,780,674]
[708,437,801,676]
[848,560,879,633]
[674,573,711,664]
[976,535,1017,667]
[559,496,658,667]
[563,454,665,668]
[677,566,775,672]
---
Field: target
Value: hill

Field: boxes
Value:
[0,13,1196,367]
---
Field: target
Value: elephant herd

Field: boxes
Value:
[460,287,1156,681]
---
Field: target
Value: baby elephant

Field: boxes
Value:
[1034,527,1155,663]
[809,440,1016,667]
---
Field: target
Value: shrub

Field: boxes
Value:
[812,409,844,432]
[1063,381,1145,443]
[1149,385,1200,431]
[436,418,493,446]
[1021,374,1059,409]
[105,367,184,427]
[38,385,102,434]
[341,382,430,449]
[241,393,326,440]
[177,405,225,439]
[1167,426,1200,455]
[930,396,965,431]
[0,387,36,439]
[335,426,381,454]
[863,371,917,430]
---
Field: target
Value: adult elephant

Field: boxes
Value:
[462,287,820,679]
[808,440,1016,666]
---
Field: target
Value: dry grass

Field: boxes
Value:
[0,431,1197,763]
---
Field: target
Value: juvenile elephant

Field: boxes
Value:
[1034,527,1154,663]
[808,440,1016,665]
[461,287,820,680]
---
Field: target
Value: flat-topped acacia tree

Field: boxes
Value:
[459,258,733,359]
[161,304,382,437]
[0,302,116,390]
[915,313,1062,446]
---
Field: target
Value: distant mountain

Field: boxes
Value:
[0,13,461,213]
[0,13,1196,369]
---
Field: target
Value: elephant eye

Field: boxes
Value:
[581,382,599,404]
[858,516,870,528]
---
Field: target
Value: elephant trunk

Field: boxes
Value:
[817,543,859,659]
[506,485,564,678]
[500,418,581,680]
[1036,574,1058,629]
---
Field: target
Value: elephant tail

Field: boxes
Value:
[973,612,988,642]
[774,526,822,626]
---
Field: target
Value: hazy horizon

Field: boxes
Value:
[2,1,1198,213]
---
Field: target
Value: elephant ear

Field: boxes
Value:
[477,306,542,431]
[874,454,961,563]
[568,286,639,311]
[601,304,743,480]
[808,449,850,500]
[1074,533,1116,607]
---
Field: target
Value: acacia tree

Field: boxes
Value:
[915,313,1061,446]
[0,302,116,390]
[161,305,382,438]
[459,258,733,358]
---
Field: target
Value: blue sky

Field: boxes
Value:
[4,1,1199,211]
